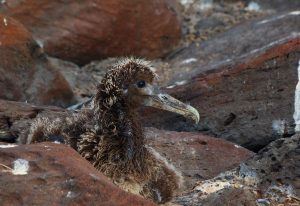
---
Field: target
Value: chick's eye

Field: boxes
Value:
[137,80,146,88]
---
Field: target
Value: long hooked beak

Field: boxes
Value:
[143,92,200,124]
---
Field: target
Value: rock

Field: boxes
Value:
[49,57,93,102]
[245,134,300,195]
[49,57,117,102]
[252,0,300,12]
[178,187,258,206]
[141,11,300,151]
[0,15,75,107]
[167,10,300,83]
[145,128,254,191]
[180,0,265,46]
[0,142,155,206]
[174,135,300,206]
[1,0,182,65]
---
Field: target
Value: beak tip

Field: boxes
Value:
[187,105,200,124]
[194,113,200,125]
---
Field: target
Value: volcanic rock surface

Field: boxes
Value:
[0,0,182,65]
[0,15,75,107]
[145,127,254,191]
[175,135,300,206]
[140,11,300,151]
[253,0,300,12]
[0,142,155,206]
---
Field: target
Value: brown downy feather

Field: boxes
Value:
[27,57,181,203]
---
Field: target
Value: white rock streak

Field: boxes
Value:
[293,60,300,132]
[3,17,7,26]
[166,80,188,89]
[180,58,197,65]
[257,10,300,25]
[0,144,18,148]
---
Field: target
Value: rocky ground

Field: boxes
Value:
[0,0,300,205]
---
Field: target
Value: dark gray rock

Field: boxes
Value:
[174,135,300,205]
[251,0,300,12]
[141,11,300,151]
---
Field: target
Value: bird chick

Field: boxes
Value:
[27,57,200,204]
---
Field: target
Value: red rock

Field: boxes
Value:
[145,128,254,190]
[0,142,155,206]
[1,0,182,65]
[0,15,75,107]
[141,11,300,151]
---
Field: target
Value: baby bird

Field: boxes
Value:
[27,58,200,204]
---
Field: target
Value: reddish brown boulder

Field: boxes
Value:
[145,128,254,191]
[0,15,75,107]
[0,142,155,206]
[1,0,182,65]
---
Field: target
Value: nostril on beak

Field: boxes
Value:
[158,94,168,100]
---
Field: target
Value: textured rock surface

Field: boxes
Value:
[167,10,300,84]
[1,0,182,65]
[253,0,300,12]
[49,57,114,102]
[179,0,265,45]
[145,128,254,191]
[0,143,155,206]
[0,15,75,107]
[176,0,296,54]
[246,134,300,195]
[141,11,300,151]
[175,135,300,206]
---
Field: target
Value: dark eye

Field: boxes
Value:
[136,80,146,88]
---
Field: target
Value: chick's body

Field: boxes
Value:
[27,58,199,204]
